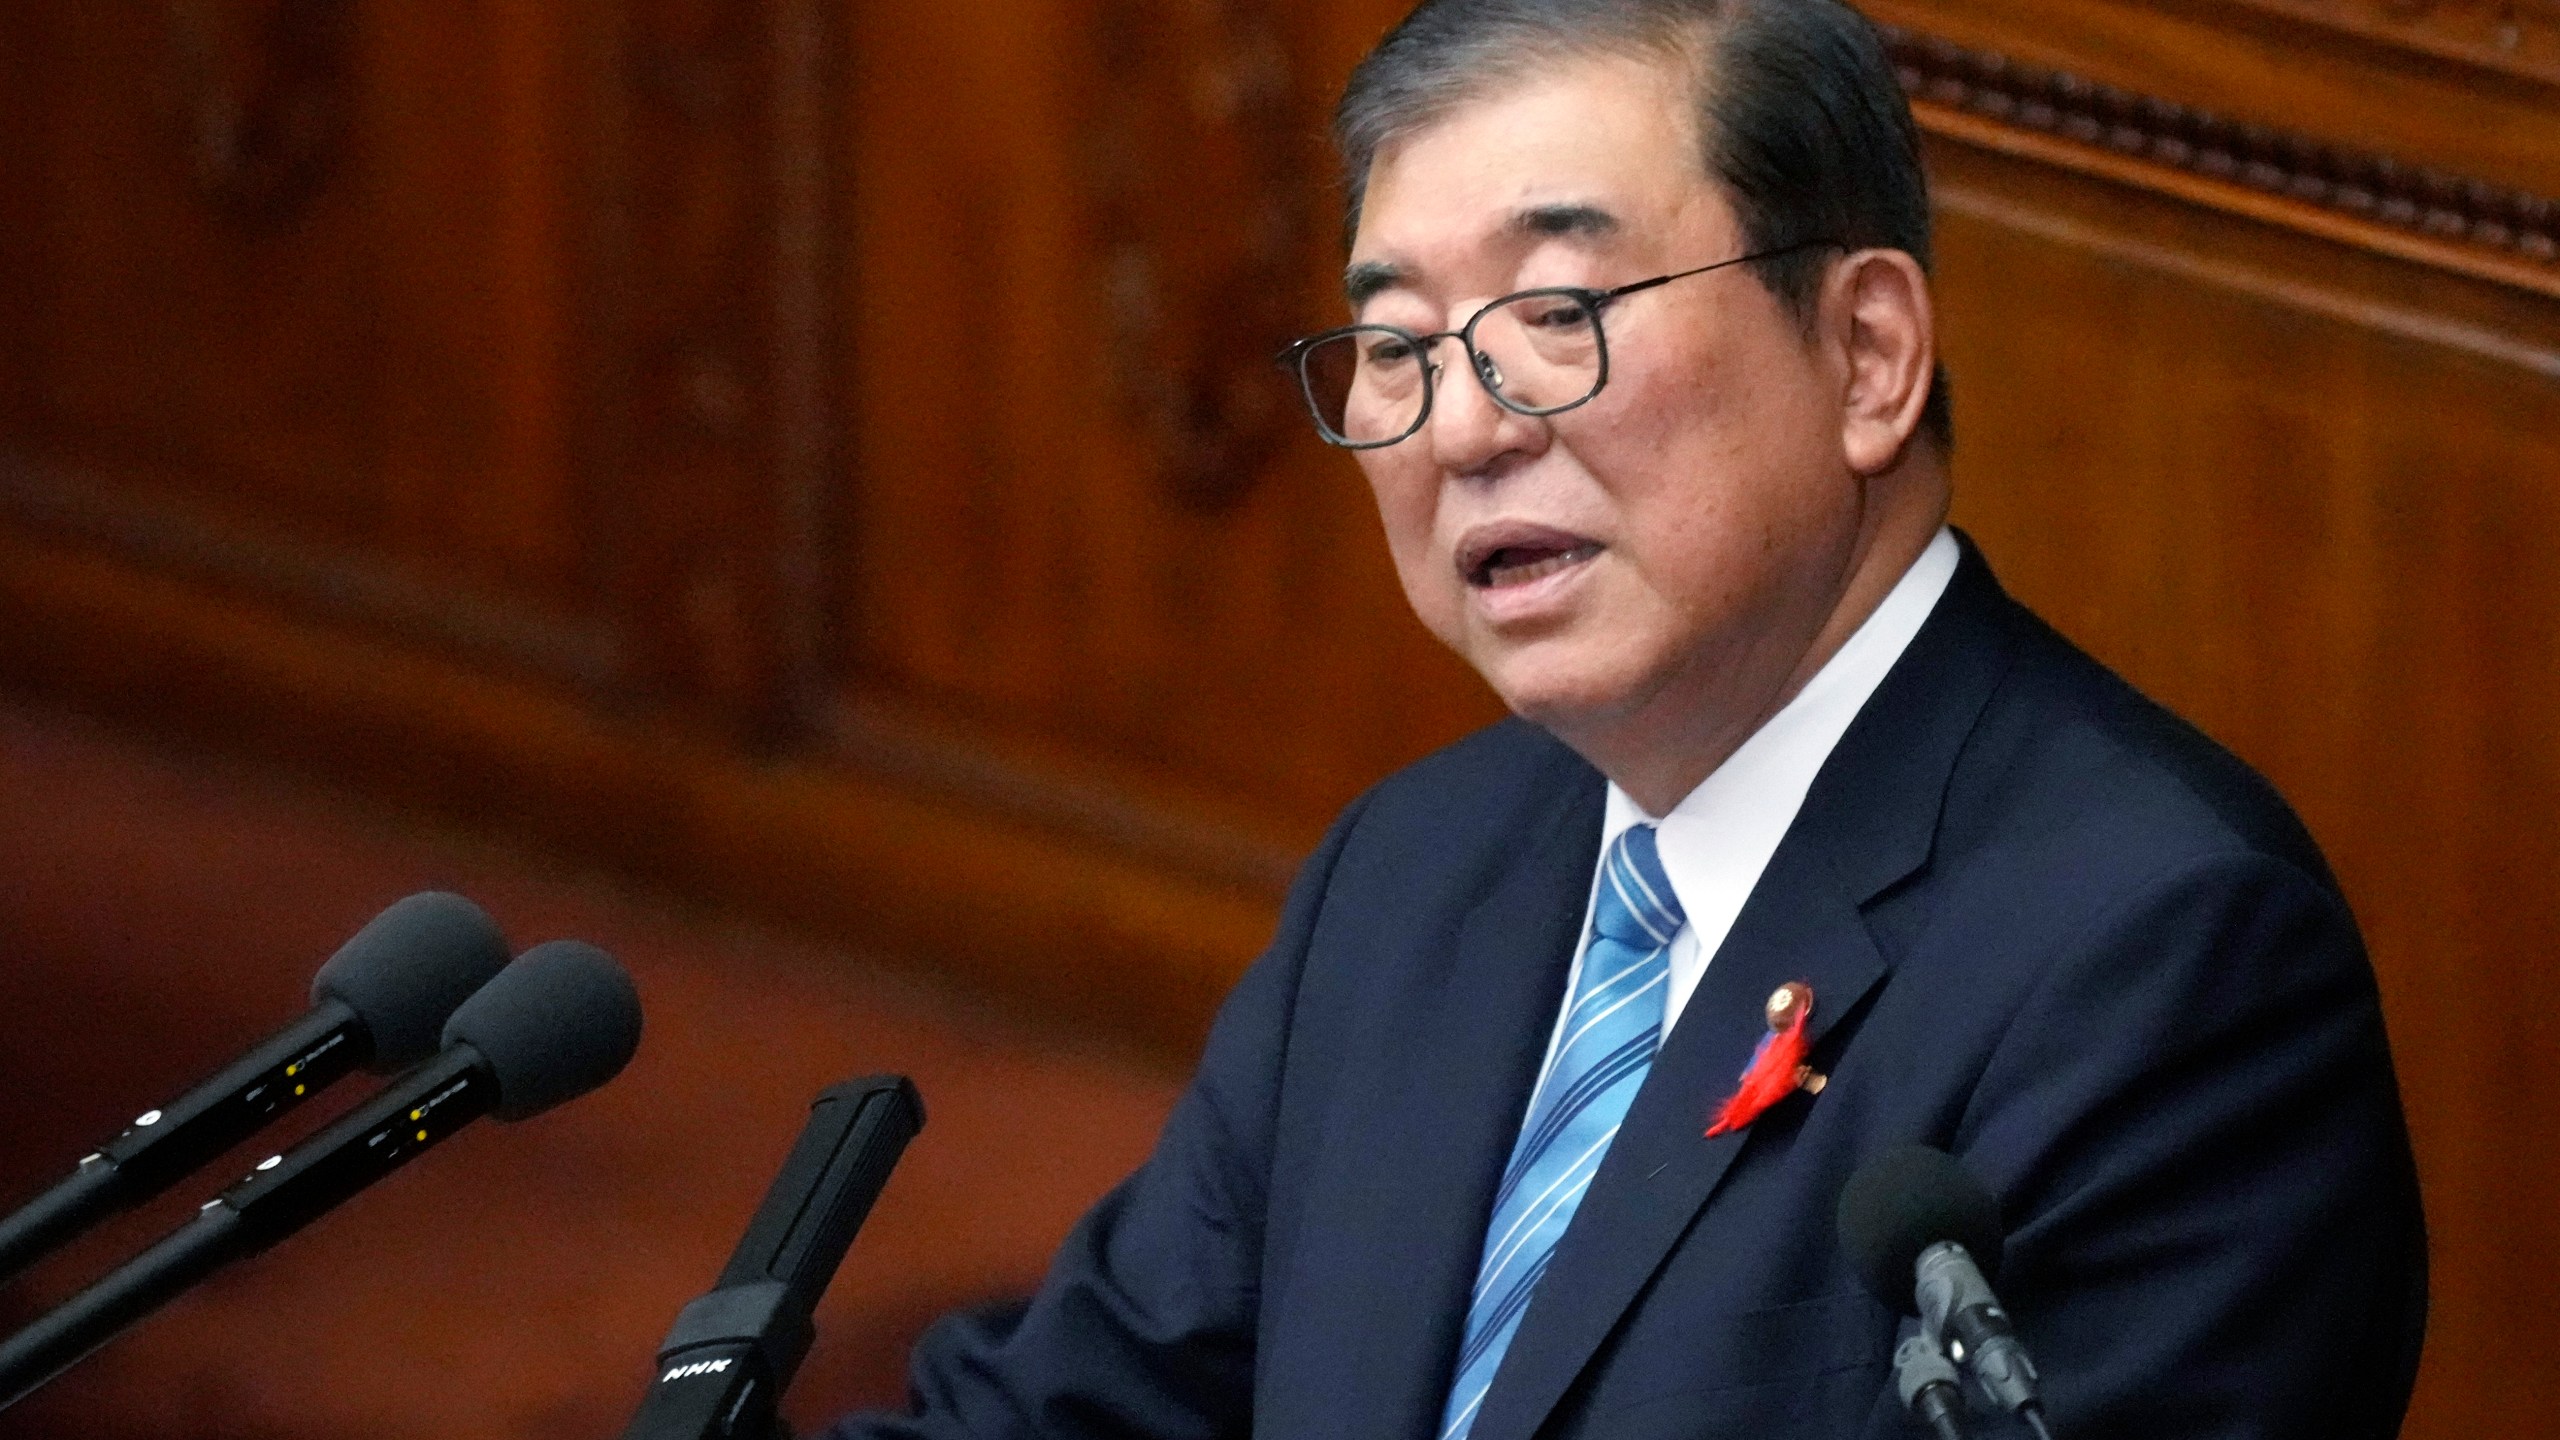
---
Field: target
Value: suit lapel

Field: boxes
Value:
[1463,538,2025,1440]
[1463,833,1887,1440]
[1272,768,1605,1440]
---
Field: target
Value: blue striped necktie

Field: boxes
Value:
[1439,823,1684,1440]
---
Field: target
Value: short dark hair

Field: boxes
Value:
[1333,0,1953,453]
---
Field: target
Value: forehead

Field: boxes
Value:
[1350,49,1730,285]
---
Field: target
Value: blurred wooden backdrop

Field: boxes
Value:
[0,1,2554,1437]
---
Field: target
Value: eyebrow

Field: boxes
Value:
[1344,260,1404,309]
[1511,201,1621,240]
[1341,203,1623,308]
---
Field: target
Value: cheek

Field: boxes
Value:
[1573,328,1857,606]
[1601,296,1832,443]
[1356,452,1460,626]
[1577,328,1741,486]
[1592,315,1844,505]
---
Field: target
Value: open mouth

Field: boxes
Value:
[1460,533,1605,589]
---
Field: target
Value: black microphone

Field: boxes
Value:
[0,892,512,1287]
[1839,1145,2053,1439]
[0,939,643,1411]
[620,1075,926,1440]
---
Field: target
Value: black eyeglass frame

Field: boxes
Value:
[1276,239,1837,450]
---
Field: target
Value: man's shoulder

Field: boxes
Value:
[1947,584,2341,905]
[1353,715,1599,832]
[1283,716,1603,927]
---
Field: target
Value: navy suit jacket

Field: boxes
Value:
[832,540,2425,1440]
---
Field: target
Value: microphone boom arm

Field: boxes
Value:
[0,1047,496,1412]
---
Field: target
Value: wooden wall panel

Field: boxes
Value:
[0,3,620,684]
[1,2,2557,1437]
[838,0,1499,873]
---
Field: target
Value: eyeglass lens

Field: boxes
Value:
[1297,291,1604,446]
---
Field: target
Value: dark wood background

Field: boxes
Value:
[1,0,2554,1436]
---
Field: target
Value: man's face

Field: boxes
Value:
[1348,50,1874,763]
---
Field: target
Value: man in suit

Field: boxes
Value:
[828,1,2425,1437]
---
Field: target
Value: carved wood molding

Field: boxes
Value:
[2219,0,2560,89]
[0,455,625,687]
[162,0,357,227]
[827,697,1303,897]
[605,0,842,736]
[1882,24,2560,293]
[769,0,840,725]
[1088,0,1312,510]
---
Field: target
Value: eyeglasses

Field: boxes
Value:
[1276,241,1832,450]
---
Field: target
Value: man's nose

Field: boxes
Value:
[1425,340,1546,477]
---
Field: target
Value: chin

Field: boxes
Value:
[1474,643,1652,739]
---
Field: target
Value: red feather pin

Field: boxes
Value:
[1705,982,1825,1137]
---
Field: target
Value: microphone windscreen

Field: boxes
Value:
[310,892,514,1071]
[444,940,644,1120]
[1836,1144,2005,1315]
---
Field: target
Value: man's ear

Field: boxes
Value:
[1827,249,1937,476]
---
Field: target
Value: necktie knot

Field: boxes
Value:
[1591,824,1684,949]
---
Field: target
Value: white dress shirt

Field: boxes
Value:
[1537,527,1961,1079]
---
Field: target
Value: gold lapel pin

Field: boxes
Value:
[1766,983,1828,1095]
[1707,981,1828,1136]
